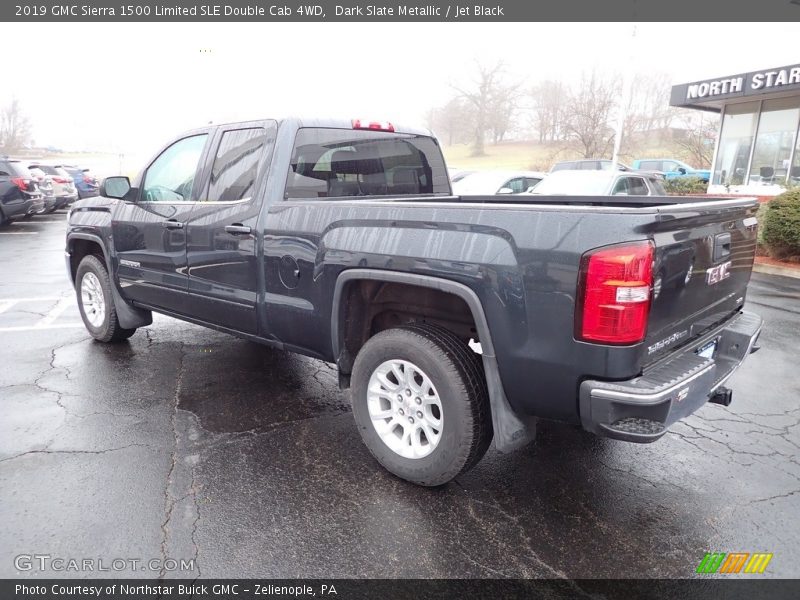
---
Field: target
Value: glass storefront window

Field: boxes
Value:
[748,97,800,185]
[713,101,759,186]
[789,109,800,185]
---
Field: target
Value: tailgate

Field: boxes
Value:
[644,198,759,364]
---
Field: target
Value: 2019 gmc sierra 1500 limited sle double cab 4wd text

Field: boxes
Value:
[65,118,762,486]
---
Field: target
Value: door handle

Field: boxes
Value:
[162,220,184,230]
[225,224,252,235]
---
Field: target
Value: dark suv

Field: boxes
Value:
[0,158,44,225]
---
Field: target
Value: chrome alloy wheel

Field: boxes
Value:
[367,359,444,459]
[80,272,106,327]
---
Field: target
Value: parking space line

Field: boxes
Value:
[0,297,63,303]
[12,220,66,224]
[34,296,76,328]
[0,323,84,332]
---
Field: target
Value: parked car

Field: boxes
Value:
[528,169,667,196]
[66,117,761,486]
[28,163,78,209]
[63,166,100,199]
[632,158,710,183]
[550,158,635,172]
[28,167,58,213]
[453,170,547,195]
[0,158,44,225]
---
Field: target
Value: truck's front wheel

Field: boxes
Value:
[350,324,492,486]
[75,254,137,343]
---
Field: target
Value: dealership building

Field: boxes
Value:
[671,63,800,196]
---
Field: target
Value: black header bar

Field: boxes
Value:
[3,579,800,600]
[3,0,800,22]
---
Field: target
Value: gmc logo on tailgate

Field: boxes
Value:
[706,261,732,285]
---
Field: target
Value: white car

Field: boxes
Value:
[452,170,547,195]
[526,169,667,196]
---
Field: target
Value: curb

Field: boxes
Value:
[753,263,800,279]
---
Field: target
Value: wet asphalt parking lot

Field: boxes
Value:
[0,213,798,580]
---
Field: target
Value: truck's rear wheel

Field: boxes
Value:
[75,254,136,342]
[350,323,492,486]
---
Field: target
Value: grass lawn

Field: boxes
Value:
[442,141,560,172]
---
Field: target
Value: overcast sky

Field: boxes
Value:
[1,21,798,158]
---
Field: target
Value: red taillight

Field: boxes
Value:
[352,119,395,132]
[10,177,29,191]
[576,241,654,344]
[52,176,68,184]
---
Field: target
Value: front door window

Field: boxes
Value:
[142,134,207,202]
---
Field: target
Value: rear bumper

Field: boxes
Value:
[579,310,762,443]
[22,195,45,216]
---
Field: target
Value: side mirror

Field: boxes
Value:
[497,187,514,194]
[100,176,131,199]
[677,167,687,175]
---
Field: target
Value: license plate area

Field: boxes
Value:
[696,338,719,359]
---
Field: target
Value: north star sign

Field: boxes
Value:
[671,64,800,109]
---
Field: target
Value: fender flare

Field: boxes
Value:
[67,232,153,330]
[331,269,536,453]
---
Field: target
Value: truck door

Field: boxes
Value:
[113,132,210,314]
[185,121,277,334]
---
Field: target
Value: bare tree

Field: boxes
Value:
[453,61,519,156]
[563,72,618,158]
[617,73,677,156]
[0,99,32,153]
[425,98,474,146]
[529,80,569,143]
[674,110,719,168]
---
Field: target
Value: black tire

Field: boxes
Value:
[0,209,9,227]
[350,323,492,486]
[75,254,137,342]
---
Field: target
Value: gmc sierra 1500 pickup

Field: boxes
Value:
[65,118,762,485]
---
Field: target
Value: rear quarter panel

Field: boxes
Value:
[258,197,662,424]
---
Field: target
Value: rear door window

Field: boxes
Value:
[206,124,276,202]
[648,177,667,195]
[611,177,630,195]
[524,176,543,190]
[284,128,449,199]
[627,177,650,195]
[503,177,528,193]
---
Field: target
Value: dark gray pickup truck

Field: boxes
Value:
[65,118,762,485]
